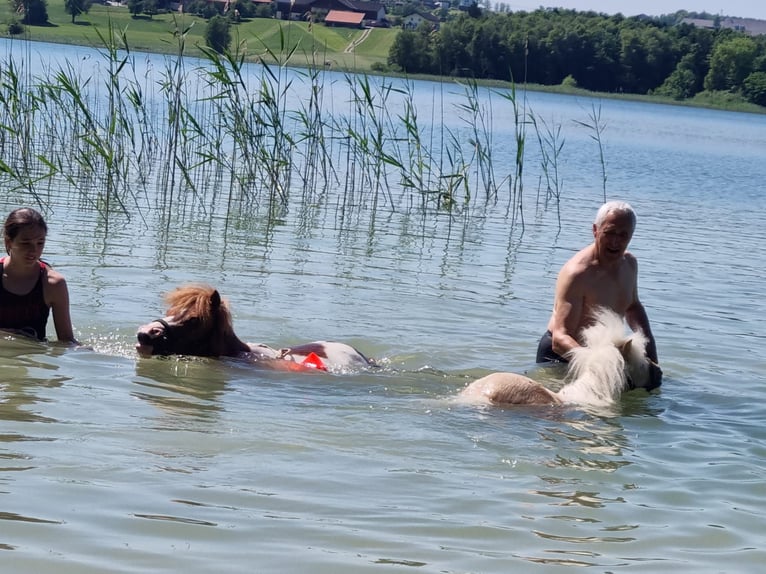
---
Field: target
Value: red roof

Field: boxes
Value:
[325,10,364,25]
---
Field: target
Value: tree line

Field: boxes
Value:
[388,8,766,106]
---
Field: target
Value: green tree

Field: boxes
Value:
[742,71,766,106]
[655,53,699,99]
[205,14,231,54]
[127,0,143,17]
[143,0,158,19]
[233,0,255,19]
[433,14,476,77]
[64,0,92,23]
[704,36,758,92]
[186,0,219,19]
[7,18,23,34]
[388,27,433,74]
[253,3,272,18]
[394,7,722,98]
[17,0,48,25]
[619,25,676,94]
[466,2,481,18]
[469,17,511,80]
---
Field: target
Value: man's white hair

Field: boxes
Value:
[594,201,636,228]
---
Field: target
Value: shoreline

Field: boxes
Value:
[1,3,764,116]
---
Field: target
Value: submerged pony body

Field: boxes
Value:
[460,308,661,408]
[136,285,373,373]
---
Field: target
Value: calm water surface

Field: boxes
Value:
[1,40,765,573]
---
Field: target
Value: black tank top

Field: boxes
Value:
[0,258,50,340]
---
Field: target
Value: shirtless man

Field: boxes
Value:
[536,201,659,366]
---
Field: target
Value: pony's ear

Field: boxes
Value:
[210,290,222,310]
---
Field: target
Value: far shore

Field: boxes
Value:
[2,1,764,116]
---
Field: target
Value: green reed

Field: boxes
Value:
[157,17,191,218]
[0,55,48,206]
[251,26,298,206]
[340,73,402,221]
[439,128,471,210]
[497,83,526,229]
[529,109,565,226]
[394,80,431,208]
[292,64,336,199]
[0,26,611,234]
[455,79,498,203]
[574,102,608,202]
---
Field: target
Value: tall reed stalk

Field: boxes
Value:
[574,102,608,202]
[455,79,497,202]
[529,110,565,226]
[0,56,49,206]
[0,26,612,238]
[395,80,432,209]
[293,64,336,200]
[498,83,526,230]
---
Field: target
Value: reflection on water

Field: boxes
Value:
[132,357,228,426]
[0,40,765,573]
[0,336,69,424]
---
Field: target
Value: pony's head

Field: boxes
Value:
[562,308,660,405]
[618,331,662,392]
[136,285,242,357]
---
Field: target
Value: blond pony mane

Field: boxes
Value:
[559,308,648,405]
[164,284,233,331]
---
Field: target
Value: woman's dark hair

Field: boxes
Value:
[4,207,48,242]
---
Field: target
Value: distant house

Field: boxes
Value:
[275,0,386,25]
[402,11,439,31]
[312,0,385,23]
[680,17,716,30]
[681,16,766,36]
[325,9,364,27]
[275,0,313,20]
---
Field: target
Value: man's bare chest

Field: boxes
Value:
[582,267,633,311]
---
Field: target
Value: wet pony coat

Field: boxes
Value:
[460,308,660,407]
[136,285,373,372]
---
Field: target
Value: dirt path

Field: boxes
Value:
[344,28,372,53]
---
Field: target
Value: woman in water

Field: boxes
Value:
[1,207,78,343]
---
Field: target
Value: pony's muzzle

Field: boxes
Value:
[136,320,172,356]
[646,361,663,391]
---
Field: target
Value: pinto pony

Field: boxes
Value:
[136,285,373,373]
[460,308,661,407]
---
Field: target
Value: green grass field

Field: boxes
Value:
[0,0,397,70]
[1,1,762,113]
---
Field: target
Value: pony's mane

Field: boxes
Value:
[579,307,627,349]
[561,307,648,404]
[164,284,233,331]
[567,343,626,394]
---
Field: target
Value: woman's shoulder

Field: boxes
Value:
[42,263,68,286]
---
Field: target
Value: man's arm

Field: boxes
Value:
[625,299,658,363]
[549,265,585,358]
[623,257,658,363]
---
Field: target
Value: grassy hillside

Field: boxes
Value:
[0,0,397,70]
[1,1,762,114]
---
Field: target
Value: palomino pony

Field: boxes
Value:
[460,308,662,407]
[136,285,374,373]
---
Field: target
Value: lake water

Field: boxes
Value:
[1,39,765,573]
